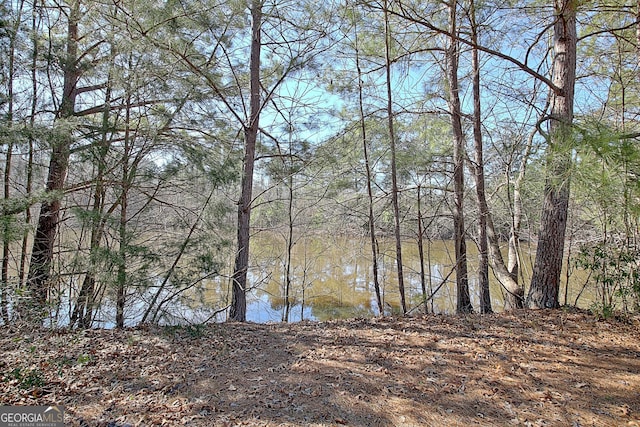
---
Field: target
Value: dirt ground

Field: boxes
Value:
[1,309,639,427]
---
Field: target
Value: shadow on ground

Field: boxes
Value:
[1,310,639,426]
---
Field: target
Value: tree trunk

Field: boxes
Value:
[116,94,132,329]
[447,0,472,314]
[354,13,383,316]
[417,186,429,314]
[527,0,576,309]
[25,0,80,318]
[230,0,262,322]
[384,0,407,314]
[469,0,492,314]
[116,196,127,329]
[508,159,526,285]
[283,173,294,322]
[19,4,39,292]
[2,143,12,324]
[486,213,524,309]
[495,124,538,309]
[637,0,640,80]
[486,108,540,310]
[70,82,112,328]
[1,1,24,323]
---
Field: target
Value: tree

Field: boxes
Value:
[24,0,82,317]
[69,68,114,328]
[18,0,39,298]
[467,0,491,314]
[353,8,383,316]
[139,0,330,322]
[446,0,472,314]
[2,0,637,324]
[0,0,26,323]
[527,0,577,309]
[229,0,262,322]
[383,0,407,315]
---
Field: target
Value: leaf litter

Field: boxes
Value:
[1,309,639,426]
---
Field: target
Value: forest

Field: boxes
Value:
[0,0,639,327]
[2,1,640,426]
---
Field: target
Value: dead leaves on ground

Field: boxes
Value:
[1,311,639,426]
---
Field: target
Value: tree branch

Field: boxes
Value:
[373,0,561,94]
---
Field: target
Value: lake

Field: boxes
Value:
[201,233,593,323]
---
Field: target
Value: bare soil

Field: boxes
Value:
[1,309,639,426]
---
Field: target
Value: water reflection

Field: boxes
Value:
[51,234,591,327]
[194,233,593,323]
[242,234,521,321]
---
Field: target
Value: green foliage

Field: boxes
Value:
[52,353,93,376]
[575,122,640,168]
[163,323,207,339]
[572,121,640,232]
[53,356,73,376]
[575,241,640,314]
[589,301,615,319]
[1,0,638,324]
[395,116,452,185]
[76,353,93,366]
[3,367,45,389]
[177,143,240,186]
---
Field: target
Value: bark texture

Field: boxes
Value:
[384,0,407,314]
[469,0,492,314]
[355,26,383,315]
[24,0,80,317]
[447,0,472,314]
[230,0,262,322]
[527,0,576,309]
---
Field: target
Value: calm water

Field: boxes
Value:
[28,234,593,328]
[204,233,593,323]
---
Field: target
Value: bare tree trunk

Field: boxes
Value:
[116,193,127,329]
[637,0,640,80]
[417,186,429,314]
[1,1,24,324]
[20,143,34,288]
[469,0,492,314]
[486,212,524,309]
[2,141,12,323]
[283,173,294,322]
[527,0,576,309]
[507,142,529,285]
[2,1,23,322]
[70,80,113,328]
[493,123,540,309]
[354,12,383,316]
[446,0,472,314]
[383,0,407,314]
[485,107,542,310]
[19,4,39,292]
[230,0,262,322]
[74,136,109,329]
[25,0,80,318]
[116,94,132,329]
